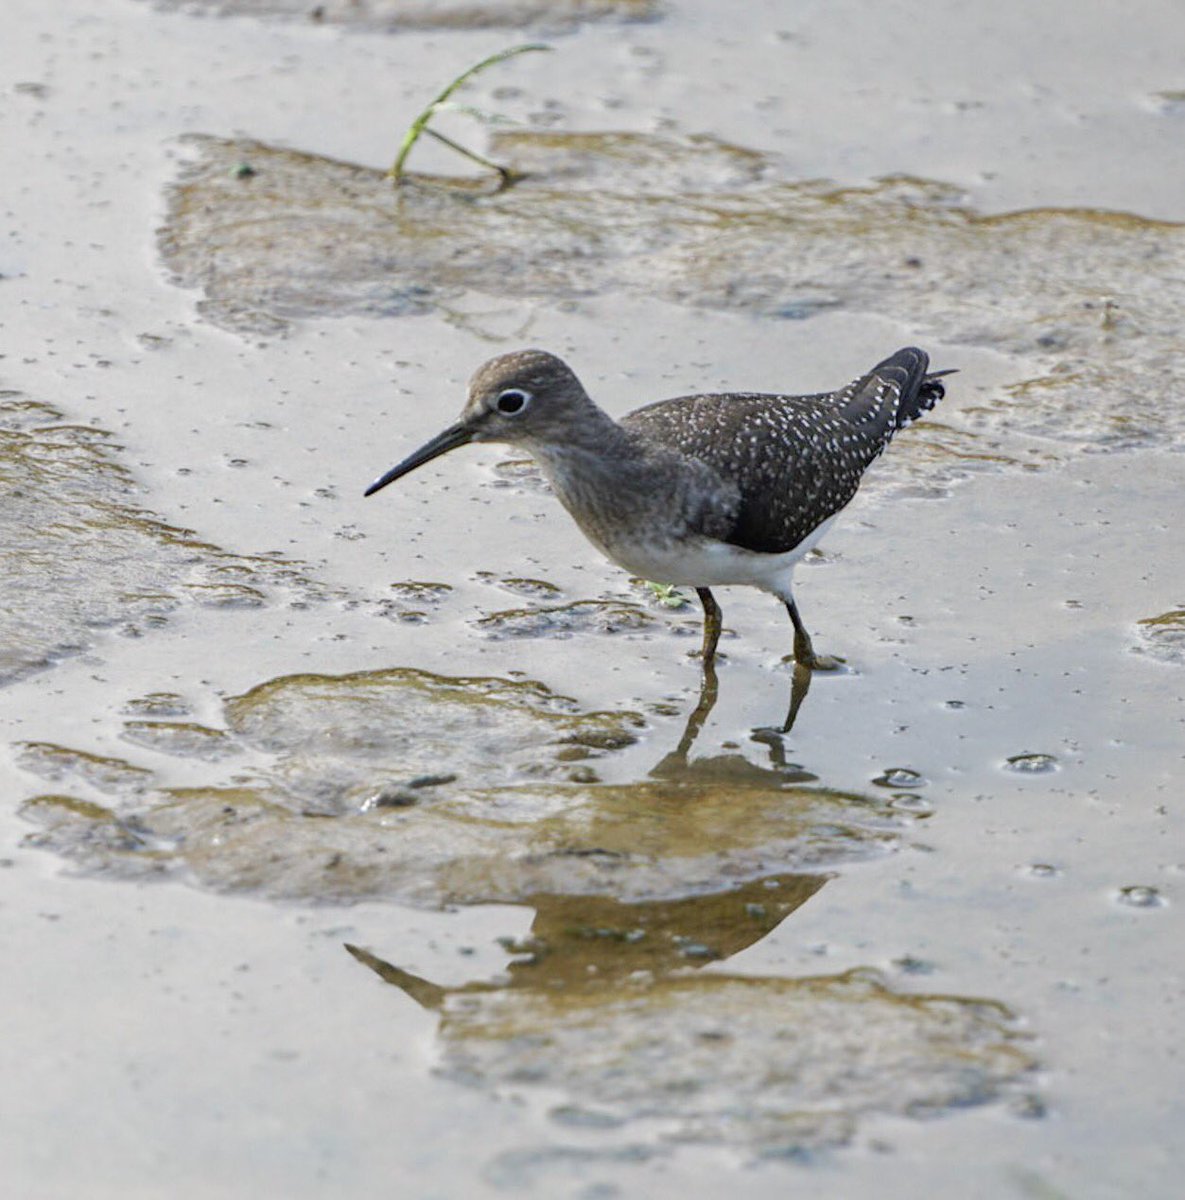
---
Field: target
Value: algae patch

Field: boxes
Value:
[17,665,904,905]
[1135,608,1185,665]
[475,599,656,639]
[347,881,1036,1157]
[0,393,328,683]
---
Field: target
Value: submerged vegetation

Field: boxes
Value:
[643,580,690,609]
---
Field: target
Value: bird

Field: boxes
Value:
[364,347,952,670]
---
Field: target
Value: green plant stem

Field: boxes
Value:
[389,43,550,185]
[422,127,516,185]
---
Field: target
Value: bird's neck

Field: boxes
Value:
[524,407,656,500]
[523,413,719,559]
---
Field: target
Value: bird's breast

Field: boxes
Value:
[531,439,787,584]
[592,527,827,591]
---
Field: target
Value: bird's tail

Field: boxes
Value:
[838,347,954,437]
[905,367,956,430]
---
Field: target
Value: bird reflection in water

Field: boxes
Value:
[346,670,827,1006]
[347,871,825,1004]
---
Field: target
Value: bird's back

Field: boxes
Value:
[621,347,946,555]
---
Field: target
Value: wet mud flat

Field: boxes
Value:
[3,0,1185,1196]
[0,390,332,683]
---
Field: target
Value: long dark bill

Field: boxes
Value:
[364,422,476,497]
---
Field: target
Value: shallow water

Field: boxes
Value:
[2,0,1183,1196]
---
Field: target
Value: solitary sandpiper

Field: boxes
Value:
[365,347,951,670]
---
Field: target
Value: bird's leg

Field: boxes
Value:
[696,587,722,666]
[783,597,842,671]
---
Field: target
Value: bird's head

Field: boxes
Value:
[364,349,592,497]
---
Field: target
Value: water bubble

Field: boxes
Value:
[888,793,933,816]
[1116,885,1165,909]
[892,955,935,975]
[1004,753,1059,774]
[873,768,924,788]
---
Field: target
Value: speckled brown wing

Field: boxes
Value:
[621,348,945,555]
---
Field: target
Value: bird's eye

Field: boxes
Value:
[495,388,531,415]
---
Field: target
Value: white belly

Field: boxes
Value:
[598,515,837,596]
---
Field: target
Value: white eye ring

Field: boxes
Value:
[495,388,531,415]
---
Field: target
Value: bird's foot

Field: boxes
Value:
[805,652,845,672]
[780,651,845,672]
[749,726,786,748]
